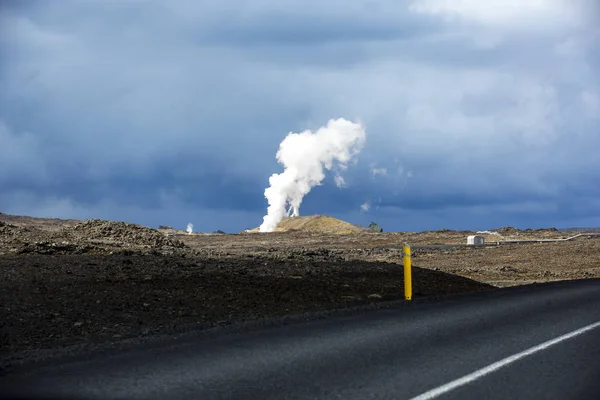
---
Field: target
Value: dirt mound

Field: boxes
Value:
[61,219,186,249]
[0,219,187,255]
[251,215,369,234]
[0,222,63,255]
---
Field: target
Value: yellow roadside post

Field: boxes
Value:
[403,244,412,300]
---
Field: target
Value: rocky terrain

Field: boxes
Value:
[0,217,185,256]
[1,212,599,371]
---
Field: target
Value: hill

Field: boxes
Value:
[249,215,370,234]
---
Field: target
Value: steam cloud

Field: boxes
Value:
[259,118,366,233]
[360,201,371,213]
[476,230,502,236]
[186,223,194,235]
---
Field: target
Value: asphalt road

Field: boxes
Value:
[2,279,599,400]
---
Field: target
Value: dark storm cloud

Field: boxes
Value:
[0,0,599,232]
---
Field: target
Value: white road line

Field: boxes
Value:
[410,320,600,400]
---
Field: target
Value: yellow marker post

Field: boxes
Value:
[403,244,412,300]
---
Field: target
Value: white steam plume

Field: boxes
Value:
[360,201,371,213]
[259,118,366,233]
[477,230,502,237]
[186,223,194,234]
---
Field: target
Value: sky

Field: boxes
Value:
[1,0,599,233]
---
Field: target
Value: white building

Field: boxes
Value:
[467,235,485,245]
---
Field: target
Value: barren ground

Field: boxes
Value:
[1,213,599,370]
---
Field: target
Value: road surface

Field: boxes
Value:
[2,279,599,400]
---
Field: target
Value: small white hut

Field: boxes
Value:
[467,235,485,245]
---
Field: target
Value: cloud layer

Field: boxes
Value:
[1,0,599,232]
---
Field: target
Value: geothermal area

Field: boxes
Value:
[1,119,599,372]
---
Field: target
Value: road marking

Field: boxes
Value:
[410,320,600,400]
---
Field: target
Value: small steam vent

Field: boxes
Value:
[467,235,485,246]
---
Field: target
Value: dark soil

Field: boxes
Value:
[0,253,492,368]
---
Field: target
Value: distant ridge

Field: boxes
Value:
[0,212,80,231]
[559,227,600,233]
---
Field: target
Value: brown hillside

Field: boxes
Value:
[250,215,369,234]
